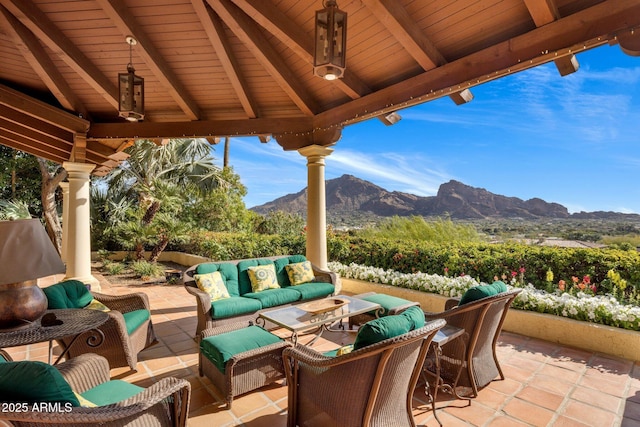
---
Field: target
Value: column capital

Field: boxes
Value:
[58,182,69,190]
[62,162,95,175]
[298,144,334,159]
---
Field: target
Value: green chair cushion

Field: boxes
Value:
[195,262,240,297]
[200,325,283,373]
[399,305,425,330]
[122,309,150,335]
[273,255,308,287]
[210,297,262,319]
[243,288,301,308]
[237,259,277,295]
[288,282,335,300]
[361,293,415,316]
[459,281,508,306]
[43,280,93,309]
[0,361,80,406]
[353,314,412,351]
[80,380,144,406]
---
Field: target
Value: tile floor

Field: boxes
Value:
[4,271,640,427]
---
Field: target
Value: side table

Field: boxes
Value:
[422,323,471,426]
[0,308,109,364]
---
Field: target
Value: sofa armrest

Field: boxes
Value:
[92,291,150,313]
[56,353,111,393]
[311,264,342,294]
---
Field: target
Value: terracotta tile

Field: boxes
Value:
[552,416,594,427]
[625,400,640,422]
[529,374,575,395]
[485,415,531,427]
[571,385,623,413]
[441,400,498,425]
[516,385,565,411]
[539,363,583,383]
[580,373,628,397]
[502,397,555,425]
[562,399,620,426]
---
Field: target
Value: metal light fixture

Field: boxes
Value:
[0,219,66,330]
[314,0,347,80]
[118,36,144,122]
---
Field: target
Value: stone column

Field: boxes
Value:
[298,145,333,270]
[62,162,100,289]
[59,182,69,264]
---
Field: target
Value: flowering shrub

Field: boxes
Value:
[329,261,640,331]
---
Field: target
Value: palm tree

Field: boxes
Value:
[100,138,224,260]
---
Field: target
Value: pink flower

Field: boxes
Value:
[558,280,566,291]
[519,267,526,274]
[583,275,591,284]
[511,271,517,277]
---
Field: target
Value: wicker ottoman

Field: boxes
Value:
[199,321,290,408]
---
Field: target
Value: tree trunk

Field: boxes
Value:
[149,235,169,263]
[142,200,161,226]
[38,158,67,255]
[223,137,230,168]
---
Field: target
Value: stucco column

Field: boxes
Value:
[298,145,333,270]
[62,162,100,290]
[59,182,69,264]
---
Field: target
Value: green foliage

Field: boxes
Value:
[0,200,31,220]
[130,260,164,279]
[600,234,640,250]
[104,262,125,275]
[254,210,305,235]
[0,147,42,217]
[358,216,481,243]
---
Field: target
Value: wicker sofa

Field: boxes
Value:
[183,255,341,338]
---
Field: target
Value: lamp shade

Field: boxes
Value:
[0,219,66,285]
[314,0,347,80]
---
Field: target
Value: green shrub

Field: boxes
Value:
[103,262,125,275]
[130,260,164,279]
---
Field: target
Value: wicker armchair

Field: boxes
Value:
[423,289,522,398]
[44,280,157,370]
[0,353,190,427]
[283,318,446,427]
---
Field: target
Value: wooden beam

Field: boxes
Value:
[0,6,88,118]
[196,1,258,118]
[554,55,580,76]
[523,0,559,27]
[0,0,119,109]
[363,0,473,106]
[96,0,201,120]
[0,122,71,157]
[85,139,123,159]
[274,127,342,151]
[87,117,314,139]
[618,30,640,56]
[206,0,319,116]
[0,104,74,143]
[70,133,87,163]
[313,0,640,130]
[0,84,89,133]
[0,136,68,163]
[230,0,371,99]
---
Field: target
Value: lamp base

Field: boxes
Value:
[0,280,48,331]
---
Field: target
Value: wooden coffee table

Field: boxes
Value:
[257,295,381,344]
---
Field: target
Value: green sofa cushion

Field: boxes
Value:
[43,280,93,309]
[0,361,80,406]
[360,294,415,316]
[288,282,335,300]
[238,259,276,295]
[274,255,308,287]
[459,281,508,306]
[400,306,425,330]
[80,380,144,406]
[122,309,150,335]
[200,325,282,373]
[210,296,262,319]
[243,288,301,308]
[196,262,240,297]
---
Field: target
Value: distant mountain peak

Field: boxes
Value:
[251,175,638,222]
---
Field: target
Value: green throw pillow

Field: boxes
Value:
[0,361,80,406]
[459,281,508,306]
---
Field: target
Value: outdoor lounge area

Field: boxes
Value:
[2,270,638,427]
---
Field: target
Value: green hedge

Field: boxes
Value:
[180,231,640,299]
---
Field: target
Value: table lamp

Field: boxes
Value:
[0,218,66,330]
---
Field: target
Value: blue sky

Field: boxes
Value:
[213,44,640,214]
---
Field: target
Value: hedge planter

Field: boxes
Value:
[341,278,640,362]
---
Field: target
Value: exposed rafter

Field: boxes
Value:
[0,0,119,109]
[205,0,319,116]
[0,6,87,118]
[362,0,473,106]
[96,0,201,120]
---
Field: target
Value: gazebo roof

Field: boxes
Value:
[1,0,639,175]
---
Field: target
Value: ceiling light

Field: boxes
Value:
[314,0,347,80]
[118,36,144,122]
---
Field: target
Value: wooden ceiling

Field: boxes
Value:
[0,0,639,175]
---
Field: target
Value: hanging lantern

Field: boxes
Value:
[118,36,144,122]
[313,0,347,80]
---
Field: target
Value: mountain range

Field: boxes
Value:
[251,174,640,221]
